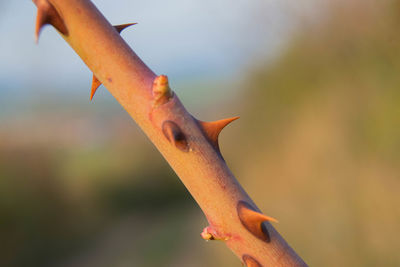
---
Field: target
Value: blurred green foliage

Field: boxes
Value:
[239,1,400,266]
[0,126,200,267]
[247,0,400,163]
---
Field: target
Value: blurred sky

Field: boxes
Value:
[0,0,325,110]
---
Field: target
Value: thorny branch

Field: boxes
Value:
[32,0,307,266]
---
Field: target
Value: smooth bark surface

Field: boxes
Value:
[32,0,307,266]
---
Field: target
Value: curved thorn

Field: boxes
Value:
[162,121,189,152]
[35,2,48,42]
[90,75,102,101]
[197,116,239,153]
[242,254,263,267]
[237,201,278,242]
[34,0,68,43]
[114,23,137,34]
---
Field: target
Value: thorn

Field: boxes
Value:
[242,255,263,267]
[35,2,48,43]
[237,201,278,242]
[113,23,137,34]
[90,75,102,100]
[162,121,189,152]
[34,0,68,42]
[197,116,239,153]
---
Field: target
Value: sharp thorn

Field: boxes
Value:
[113,23,137,34]
[242,255,263,267]
[35,2,48,43]
[237,201,278,242]
[90,75,102,101]
[197,116,239,153]
[162,121,189,152]
[34,0,68,43]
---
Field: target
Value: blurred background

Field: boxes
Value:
[1,0,400,266]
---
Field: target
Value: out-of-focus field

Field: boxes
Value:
[1,0,400,266]
[236,1,400,266]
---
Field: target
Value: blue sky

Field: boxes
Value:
[0,0,320,110]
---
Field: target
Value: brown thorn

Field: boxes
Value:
[113,23,137,34]
[34,0,68,42]
[242,255,263,267]
[90,75,102,101]
[162,121,189,152]
[197,116,239,153]
[237,201,278,242]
